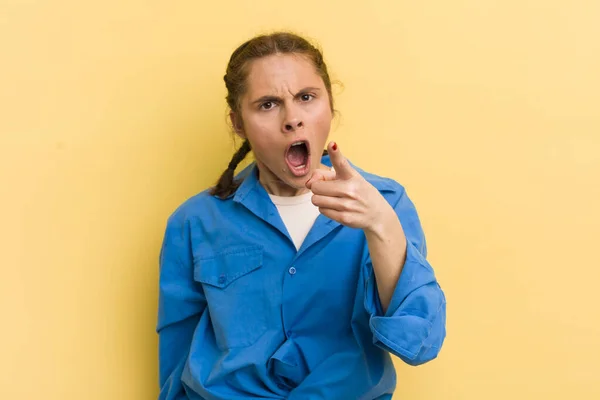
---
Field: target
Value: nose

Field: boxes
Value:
[284,120,303,132]
[282,108,304,133]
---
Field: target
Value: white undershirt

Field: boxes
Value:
[268,191,321,250]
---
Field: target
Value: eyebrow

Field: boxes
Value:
[251,87,322,105]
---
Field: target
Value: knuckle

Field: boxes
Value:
[342,199,353,211]
[340,213,353,225]
[346,185,358,199]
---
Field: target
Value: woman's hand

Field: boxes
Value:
[306,142,394,233]
[308,141,408,312]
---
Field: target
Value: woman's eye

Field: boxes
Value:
[261,101,275,110]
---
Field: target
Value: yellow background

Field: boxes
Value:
[2,1,599,399]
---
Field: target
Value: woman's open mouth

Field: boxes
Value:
[285,140,311,177]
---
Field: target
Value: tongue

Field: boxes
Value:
[287,145,307,167]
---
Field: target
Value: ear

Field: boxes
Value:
[229,112,245,139]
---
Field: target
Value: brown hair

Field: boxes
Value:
[210,31,335,199]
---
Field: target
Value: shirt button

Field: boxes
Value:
[218,275,226,284]
[286,330,293,337]
[288,266,296,275]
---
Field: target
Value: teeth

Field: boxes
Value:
[291,142,304,147]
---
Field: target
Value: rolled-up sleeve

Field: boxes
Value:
[363,188,447,366]
[157,212,206,399]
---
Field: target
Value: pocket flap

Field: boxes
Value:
[194,246,263,288]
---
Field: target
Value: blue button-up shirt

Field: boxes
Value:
[157,154,446,400]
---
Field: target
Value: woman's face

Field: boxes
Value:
[232,53,333,197]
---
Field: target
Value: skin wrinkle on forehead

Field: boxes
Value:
[248,55,319,103]
[257,83,297,102]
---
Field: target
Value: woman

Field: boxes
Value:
[157,32,446,400]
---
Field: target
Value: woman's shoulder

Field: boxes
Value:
[163,163,257,227]
[163,187,221,228]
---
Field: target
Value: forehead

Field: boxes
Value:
[245,54,323,95]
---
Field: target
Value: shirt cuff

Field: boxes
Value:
[363,239,443,362]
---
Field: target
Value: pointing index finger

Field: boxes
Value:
[328,141,356,180]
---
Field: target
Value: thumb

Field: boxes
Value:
[328,142,356,180]
[305,168,337,189]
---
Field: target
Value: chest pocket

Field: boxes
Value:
[194,245,269,350]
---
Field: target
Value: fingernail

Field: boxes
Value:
[332,142,337,151]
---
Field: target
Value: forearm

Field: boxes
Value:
[364,203,407,313]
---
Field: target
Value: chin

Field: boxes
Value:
[284,174,308,187]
